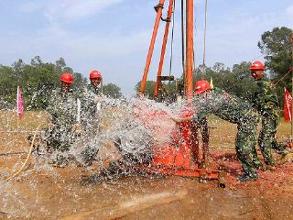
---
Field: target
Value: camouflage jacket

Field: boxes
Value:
[87,84,102,96]
[253,78,279,117]
[192,87,259,125]
[77,86,103,131]
[46,89,78,128]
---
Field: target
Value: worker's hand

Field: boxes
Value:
[170,115,193,123]
[170,116,181,123]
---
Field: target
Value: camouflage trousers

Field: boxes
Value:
[42,125,79,166]
[259,115,286,165]
[235,117,260,177]
[45,125,77,152]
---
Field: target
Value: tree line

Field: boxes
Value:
[0,57,122,110]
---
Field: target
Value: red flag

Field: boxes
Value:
[283,87,292,122]
[17,85,24,119]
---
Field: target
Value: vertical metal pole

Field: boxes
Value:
[154,0,174,97]
[140,0,166,95]
[181,0,185,77]
[185,0,194,100]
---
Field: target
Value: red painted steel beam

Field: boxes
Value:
[154,0,174,97]
[140,0,166,95]
[185,0,194,100]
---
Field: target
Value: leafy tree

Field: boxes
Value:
[103,83,122,98]
[258,27,292,89]
[258,26,292,107]
[0,56,87,110]
[73,72,87,91]
[135,81,156,99]
[0,65,17,104]
[195,61,257,101]
[212,62,229,73]
[31,56,42,66]
[63,66,74,74]
[56,57,66,70]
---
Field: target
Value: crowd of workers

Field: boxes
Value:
[38,60,290,182]
[39,69,153,172]
[42,70,103,166]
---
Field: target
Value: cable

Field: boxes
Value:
[6,125,41,181]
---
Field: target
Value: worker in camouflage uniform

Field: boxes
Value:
[174,80,261,182]
[76,70,104,165]
[250,60,288,167]
[44,72,80,166]
[88,69,103,96]
[81,69,103,122]
[75,69,103,134]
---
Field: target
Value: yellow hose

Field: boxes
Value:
[6,125,41,181]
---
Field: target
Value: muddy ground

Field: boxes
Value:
[0,111,293,220]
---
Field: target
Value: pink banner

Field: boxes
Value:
[283,87,292,122]
[17,85,24,119]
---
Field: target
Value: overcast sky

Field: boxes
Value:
[0,0,292,95]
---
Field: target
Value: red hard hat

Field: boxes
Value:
[250,60,265,71]
[194,80,211,94]
[60,72,74,84]
[89,70,102,80]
